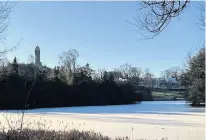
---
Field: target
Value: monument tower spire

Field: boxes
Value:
[35,45,40,66]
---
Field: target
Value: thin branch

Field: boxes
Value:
[195,2,205,31]
[129,0,190,39]
[0,38,22,60]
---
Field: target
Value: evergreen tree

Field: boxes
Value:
[73,63,93,84]
[181,48,205,106]
[54,66,60,81]
[11,57,19,75]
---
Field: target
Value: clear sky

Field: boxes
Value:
[5,1,204,77]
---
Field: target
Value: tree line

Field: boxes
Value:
[0,1,205,108]
[0,51,149,110]
[0,46,204,109]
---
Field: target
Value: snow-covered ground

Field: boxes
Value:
[0,101,205,140]
[0,112,205,140]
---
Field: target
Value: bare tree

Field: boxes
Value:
[59,49,79,73]
[196,2,205,31]
[130,66,142,78]
[117,63,142,79]
[115,64,142,86]
[95,68,106,81]
[129,0,190,39]
[0,57,9,68]
[0,57,9,77]
[161,67,182,80]
[59,49,79,84]
[142,68,154,87]
[0,2,17,58]
[170,67,182,80]
[118,63,131,79]
[28,54,34,64]
[115,64,129,79]
[0,1,13,42]
[161,69,170,79]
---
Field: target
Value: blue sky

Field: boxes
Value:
[5,1,204,77]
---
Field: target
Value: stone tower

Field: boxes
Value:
[35,46,40,66]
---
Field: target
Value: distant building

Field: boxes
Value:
[153,77,182,89]
[117,77,127,81]
[23,46,51,80]
[139,77,183,89]
[153,78,166,88]
[35,46,41,67]
[114,77,128,85]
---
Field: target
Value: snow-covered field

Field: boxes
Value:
[0,101,205,140]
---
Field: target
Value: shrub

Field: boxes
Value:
[0,128,167,140]
[0,129,110,140]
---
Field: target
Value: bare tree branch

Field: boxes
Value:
[130,0,190,39]
[59,49,79,84]
[116,63,142,80]
[161,67,182,81]
[0,39,22,61]
[0,1,17,42]
[0,1,18,59]
[195,2,205,31]
[28,54,34,64]
[59,49,79,73]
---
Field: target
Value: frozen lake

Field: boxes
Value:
[1,101,204,140]
[2,101,205,115]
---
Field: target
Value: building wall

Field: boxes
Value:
[35,46,40,66]
[141,78,182,89]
